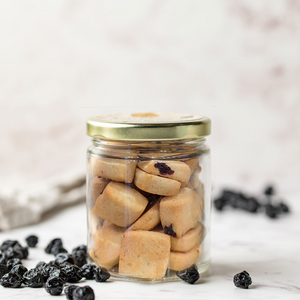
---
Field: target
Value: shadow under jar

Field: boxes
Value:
[86,113,211,282]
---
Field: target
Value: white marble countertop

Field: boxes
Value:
[1,190,299,300]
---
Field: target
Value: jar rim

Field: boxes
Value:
[86,112,211,141]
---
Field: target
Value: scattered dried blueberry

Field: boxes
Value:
[176,264,200,284]
[4,247,23,260]
[72,245,87,255]
[23,268,44,288]
[0,264,8,279]
[0,253,7,265]
[10,264,27,277]
[6,259,22,272]
[154,162,174,175]
[265,204,278,219]
[73,285,95,300]
[25,235,38,248]
[55,253,75,265]
[81,264,96,280]
[45,276,64,295]
[163,224,177,237]
[94,266,110,282]
[64,284,79,300]
[60,263,83,283]
[0,272,22,288]
[48,260,61,267]
[13,244,29,259]
[264,185,275,196]
[36,261,47,270]
[233,270,252,289]
[45,238,63,254]
[73,250,87,267]
[279,202,289,213]
[51,244,68,256]
[0,240,20,252]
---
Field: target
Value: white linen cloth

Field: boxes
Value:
[0,174,85,231]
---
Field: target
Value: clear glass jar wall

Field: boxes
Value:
[86,138,211,282]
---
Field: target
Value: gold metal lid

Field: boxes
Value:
[86,112,211,141]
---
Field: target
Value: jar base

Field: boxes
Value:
[89,259,211,283]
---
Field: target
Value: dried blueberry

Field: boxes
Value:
[264,185,275,196]
[163,224,177,237]
[0,240,20,252]
[73,285,95,300]
[154,162,174,175]
[265,204,278,219]
[0,264,8,279]
[94,266,110,282]
[0,252,7,265]
[73,250,87,267]
[176,264,200,284]
[23,268,44,288]
[25,235,38,248]
[36,261,47,270]
[0,272,22,288]
[60,263,83,283]
[64,285,79,300]
[4,247,23,260]
[55,253,75,265]
[45,276,64,295]
[45,238,63,254]
[48,260,61,267]
[213,198,226,211]
[51,243,68,256]
[13,244,29,259]
[81,264,96,280]
[10,264,27,277]
[6,259,22,272]
[279,202,290,213]
[72,245,87,255]
[233,270,252,289]
[246,197,260,213]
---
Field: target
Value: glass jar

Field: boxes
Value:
[86,113,211,282]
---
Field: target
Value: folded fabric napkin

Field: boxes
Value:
[0,175,85,231]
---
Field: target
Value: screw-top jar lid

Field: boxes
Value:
[86,112,211,141]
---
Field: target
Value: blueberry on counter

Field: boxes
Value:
[45,238,63,254]
[64,284,79,300]
[25,235,38,248]
[60,263,83,283]
[45,276,64,296]
[94,266,110,282]
[10,264,27,277]
[73,285,95,300]
[4,247,23,260]
[72,245,87,255]
[0,272,22,288]
[0,240,20,252]
[55,253,75,265]
[233,270,252,289]
[6,259,22,272]
[176,264,200,284]
[23,268,44,288]
[0,264,8,279]
[73,250,87,267]
[81,264,96,280]
[0,253,7,265]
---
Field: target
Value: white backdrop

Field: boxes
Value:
[1,0,300,196]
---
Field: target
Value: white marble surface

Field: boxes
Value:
[0,189,299,300]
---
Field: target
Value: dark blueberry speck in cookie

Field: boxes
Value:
[163,224,177,237]
[154,162,174,175]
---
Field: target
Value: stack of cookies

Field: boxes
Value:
[89,157,205,279]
